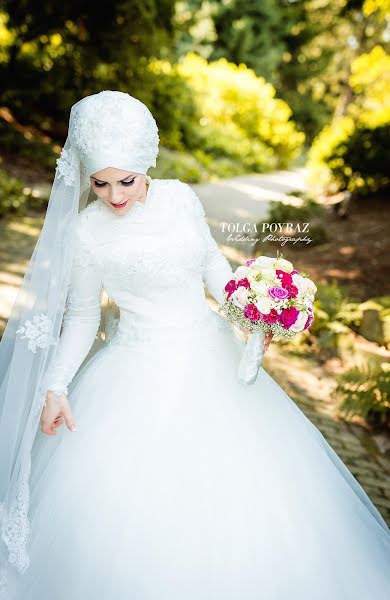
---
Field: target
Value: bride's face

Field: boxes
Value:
[90,167,148,215]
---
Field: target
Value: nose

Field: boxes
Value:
[108,187,124,205]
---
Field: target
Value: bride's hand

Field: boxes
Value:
[40,391,76,435]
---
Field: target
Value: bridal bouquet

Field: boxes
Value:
[218,253,316,385]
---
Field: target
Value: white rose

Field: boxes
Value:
[231,286,250,308]
[274,258,294,273]
[251,280,269,296]
[302,295,313,308]
[234,265,251,279]
[254,256,276,268]
[246,271,259,284]
[289,311,309,333]
[257,267,277,282]
[292,273,307,293]
[292,274,316,297]
[255,297,272,314]
[305,278,317,294]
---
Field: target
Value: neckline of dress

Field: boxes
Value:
[97,177,156,219]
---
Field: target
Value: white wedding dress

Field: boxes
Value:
[4,178,390,599]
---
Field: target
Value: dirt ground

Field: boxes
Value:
[257,195,390,301]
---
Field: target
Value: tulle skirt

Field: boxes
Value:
[5,311,390,599]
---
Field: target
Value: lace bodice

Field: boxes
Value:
[45,178,234,394]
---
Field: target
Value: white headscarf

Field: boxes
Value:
[0,91,159,586]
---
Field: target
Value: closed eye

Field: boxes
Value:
[93,178,136,188]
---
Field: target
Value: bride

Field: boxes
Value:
[0,91,389,599]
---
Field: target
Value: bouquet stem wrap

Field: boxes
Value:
[238,329,265,385]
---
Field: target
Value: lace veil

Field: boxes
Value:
[0,91,159,581]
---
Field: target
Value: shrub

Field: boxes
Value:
[256,193,328,248]
[176,53,305,171]
[147,59,198,152]
[335,362,390,427]
[308,117,390,195]
[0,119,57,171]
[0,168,35,218]
[308,46,390,196]
[315,280,353,320]
[149,146,205,183]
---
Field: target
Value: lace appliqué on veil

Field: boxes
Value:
[16,313,56,353]
[0,455,32,600]
[56,147,78,186]
[56,145,89,193]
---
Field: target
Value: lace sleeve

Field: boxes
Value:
[44,224,103,395]
[185,184,234,304]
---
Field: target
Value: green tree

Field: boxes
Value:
[174,0,390,141]
[0,1,176,137]
[174,1,339,140]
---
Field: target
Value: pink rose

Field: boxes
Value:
[276,269,293,286]
[225,279,237,299]
[268,286,289,300]
[304,313,314,330]
[279,306,299,329]
[245,258,256,266]
[244,303,261,321]
[284,283,299,299]
[237,277,250,289]
[261,308,280,324]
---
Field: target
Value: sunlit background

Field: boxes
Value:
[0,0,389,523]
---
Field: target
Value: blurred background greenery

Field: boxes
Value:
[0,0,389,433]
[0,0,388,191]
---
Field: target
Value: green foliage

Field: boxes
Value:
[0,1,176,131]
[308,45,390,195]
[149,146,204,183]
[308,116,390,194]
[349,45,390,128]
[0,168,36,218]
[175,0,339,141]
[267,195,325,223]
[147,59,197,151]
[335,362,390,426]
[335,302,364,329]
[315,280,352,321]
[0,119,57,170]
[307,280,364,350]
[363,0,390,17]
[176,52,305,171]
[257,193,328,248]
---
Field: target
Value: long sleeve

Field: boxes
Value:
[44,226,103,395]
[186,184,234,304]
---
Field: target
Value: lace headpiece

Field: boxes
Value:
[56,90,160,189]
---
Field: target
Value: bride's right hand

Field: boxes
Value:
[40,391,76,435]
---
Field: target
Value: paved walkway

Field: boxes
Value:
[194,168,307,261]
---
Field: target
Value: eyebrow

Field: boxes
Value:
[90,175,136,183]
